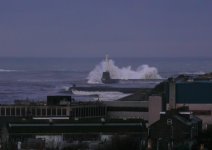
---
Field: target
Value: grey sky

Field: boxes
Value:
[0,0,212,57]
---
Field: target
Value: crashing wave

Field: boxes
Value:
[87,58,161,84]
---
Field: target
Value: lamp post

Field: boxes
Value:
[157,138,162,150]
[171,125,173,149]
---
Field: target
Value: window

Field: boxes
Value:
[47,108,51,116]
[6,108,10,116]
[191,110,211,116]
[52,108,56,116]
[57,108,61,116]
[70,110,74,117]
[32,108,35,116]
[21,108,25,116]
[75,108,79,117]
[62,109,66,116]
[16,108,20,116]
[37,108,41,116]
[42,108,46,116]
[1,108,5,116]
[11,108,15,116]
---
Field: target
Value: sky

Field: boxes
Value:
[0,0,212,58]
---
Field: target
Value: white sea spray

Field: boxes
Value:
[87,59,161,84]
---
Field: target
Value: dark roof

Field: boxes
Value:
[151,110,201,128]
[8,118,147,134]
[173,115,192,126]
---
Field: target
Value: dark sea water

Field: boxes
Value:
[0,57,211,103]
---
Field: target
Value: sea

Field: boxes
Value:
[0,57,211,104]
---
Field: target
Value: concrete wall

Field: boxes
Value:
[148,96,162,126]
[104,101,149,120]
[104,98,163,124]
[108,111,148,120]
[103,101,148,107]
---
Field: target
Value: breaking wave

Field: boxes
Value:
[0,69,18,72]
[87,58,161,84]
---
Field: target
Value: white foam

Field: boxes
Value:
[180,71,205,75]
[72,90,131,101]
[87,59,161,84]
[0,69,18,72]
[61,86,70,91]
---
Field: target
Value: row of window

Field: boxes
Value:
[191,110,211,116]
[0,106,107,118]
[70,106,107,118]
[0,107,67,117]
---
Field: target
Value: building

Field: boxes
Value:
[103,90,162,126]
[0,96,148,149]
[149,110,202,150]
[166,75,212,128]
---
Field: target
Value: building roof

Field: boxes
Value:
[7,118,147,135]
